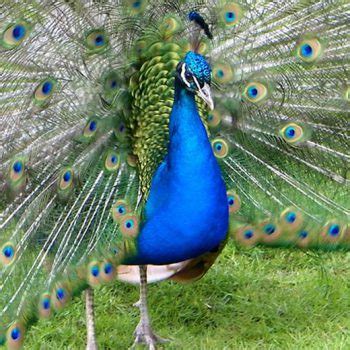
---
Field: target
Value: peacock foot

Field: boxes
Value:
[131,321,169,350]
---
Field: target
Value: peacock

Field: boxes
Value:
[0,0,349,349]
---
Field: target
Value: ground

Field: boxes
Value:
[25,241,350,349]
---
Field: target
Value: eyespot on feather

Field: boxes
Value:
[124,0,148,15]
[6,322,25,350]
[38,293,52,319]
[8,157,26,190]
[57,167,74,197]
[100,260,116,282]
[212,62,234,85]
[279,122,309,145]
[197,40,211,55]
[212,138,229,158]
[88,261,101,286]
[207,109,222,129]
[219,2,243,27]
[133,39,148,57]
[295,228,315,248]
[52,283,71,310]
[1,21,30,49]
[259,221,282,243]
[112,199,130,222]
[234,225,260,247]
[280,208,303,231]
[1,242,16,266]
[102,71,120,100]
[104,150,121,172]
[83,119,99,138]
[84,29,109,53]
[33,78,57,106]
[160,16,183,38]
[114,121,128,142]
[243,82,268,103]
[227,190,241,214]
[120,214,139,238]
[296,37,323,63]
[320,221,345,243]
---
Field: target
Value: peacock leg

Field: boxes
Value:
[132,265,169,349]
[85,287,98,350]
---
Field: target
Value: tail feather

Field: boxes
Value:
[0,1,141,344]
[209,0,349,248]
[0,0,349,348]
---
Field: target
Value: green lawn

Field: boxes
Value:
[24,242,350,349]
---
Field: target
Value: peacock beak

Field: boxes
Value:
[197,82,214,111]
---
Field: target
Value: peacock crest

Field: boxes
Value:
[0,0,349,348]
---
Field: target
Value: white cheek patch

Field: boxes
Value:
[181,63,191,88]
[193,76,201,91]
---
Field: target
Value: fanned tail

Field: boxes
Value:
[207,0,349,249]
[0,0,349,348]
[0,0,219,346]
[0,1,142,346]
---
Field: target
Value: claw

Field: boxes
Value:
[131,321,169,349]
[131,266,170,349]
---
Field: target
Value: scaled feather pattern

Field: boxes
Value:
[0,0,349,348]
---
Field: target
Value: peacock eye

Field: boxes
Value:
[212,138,230,158]
[243,82,268,103]
[83,118,99,139]
[58,167,75,199]
[328,224,340,237]
[6,322,25,348]
[39,293,52,319]
[100,260,115,282]
[125,0,147,14]
[2,21,31,49]
[220,3,243,27]
[160,16,183,37]
[185,71,193,81]
[111,199,130,222]
[212,62,233,85]
[299,230,308,239]
[120,214,139,237]
[296,37,323,63]
[207,109,222,129]
[104,150,120,172]
[227,190,241,214]
[279,122,309,145]
[9,157,26,191]
[33,78,57,106]
[102,71,120,101]
[1,242,16,266]
[84,29,109,53]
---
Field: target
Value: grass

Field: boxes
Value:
[24,241,350,349]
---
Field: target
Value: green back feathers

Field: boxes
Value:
[128,14,210,195]
[0,0,349,348]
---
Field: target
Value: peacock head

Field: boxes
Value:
[176,51,214,110]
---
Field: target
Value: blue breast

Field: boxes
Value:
[128,83,229,265]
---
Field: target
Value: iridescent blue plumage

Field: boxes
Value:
[129,53,229,265]
[184,51,211,86]
[1,1,348,348]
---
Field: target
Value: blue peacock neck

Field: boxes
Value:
[132,77,229,265]
[168,78,215,175]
